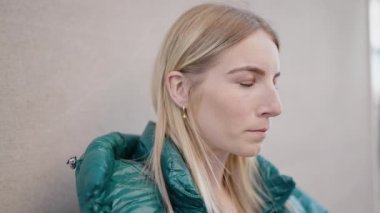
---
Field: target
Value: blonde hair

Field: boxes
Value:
[149,3,279,213]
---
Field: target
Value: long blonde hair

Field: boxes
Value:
[149,3,279,213]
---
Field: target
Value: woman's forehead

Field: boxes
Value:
[209,31,280,75]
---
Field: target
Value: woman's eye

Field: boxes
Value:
[239,82,254,87]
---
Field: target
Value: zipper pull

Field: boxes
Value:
[66,156,77,169]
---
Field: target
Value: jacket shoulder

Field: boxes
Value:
[288,187,328,213]
[256,155,327,212]
[75,132,164,213]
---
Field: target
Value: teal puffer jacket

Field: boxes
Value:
[74,121,327,213]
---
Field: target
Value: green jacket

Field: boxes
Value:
[74,121,327,213]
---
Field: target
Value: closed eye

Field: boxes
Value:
[240,83,253,87]
[239,80,255,87]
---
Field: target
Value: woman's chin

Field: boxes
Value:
[234,144,262,157]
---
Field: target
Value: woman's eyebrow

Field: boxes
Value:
[226,66,281,79]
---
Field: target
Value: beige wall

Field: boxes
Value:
[0,0,376,212]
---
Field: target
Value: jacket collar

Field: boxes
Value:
[139,121,205,210]
[256,155,296,212]
[139,121,295,211]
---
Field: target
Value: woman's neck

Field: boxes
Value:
[207,150,237,213]
[208,150,229,188]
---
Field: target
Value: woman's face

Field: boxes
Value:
[191,30,282,158]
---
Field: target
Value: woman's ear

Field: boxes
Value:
[165,71,191,107]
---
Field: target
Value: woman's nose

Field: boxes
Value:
[258,87,282,117]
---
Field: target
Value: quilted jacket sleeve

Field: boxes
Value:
[75,132,164,213]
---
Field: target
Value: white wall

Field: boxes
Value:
[0,0,376,212]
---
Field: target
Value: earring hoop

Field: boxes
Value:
[181,106,188,119]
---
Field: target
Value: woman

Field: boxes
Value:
[72,3,327,213]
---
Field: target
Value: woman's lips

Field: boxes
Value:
[254,129,267,132]
[247,129,268,139]
[248,128,268,132]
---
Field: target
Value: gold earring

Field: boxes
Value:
[181,106,187,119]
